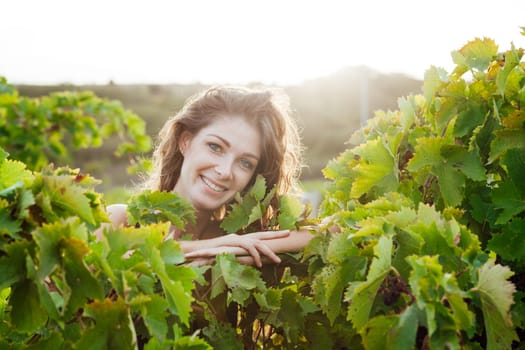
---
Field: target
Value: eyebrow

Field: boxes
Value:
[208,134,260,160]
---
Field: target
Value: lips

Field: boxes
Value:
[200,175,227,192]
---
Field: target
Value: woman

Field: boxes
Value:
[101,85,313,267]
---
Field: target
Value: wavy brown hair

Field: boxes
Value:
[143,85,303,220]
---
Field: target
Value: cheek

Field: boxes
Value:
[235,170,255,190]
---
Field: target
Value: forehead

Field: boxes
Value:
[197,115,262,156]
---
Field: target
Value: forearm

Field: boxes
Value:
[178,235,232,253]
[259,229,313,254]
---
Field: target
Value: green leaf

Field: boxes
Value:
[398,95,416,129]
[360,314,398,350]
[454,103,487,138]
[0,159,33,191]
[201,320,241,350]
[24,331,64,350]
[42,175,96,225]
[487,218,525,261]
[440,145,486,181]
[33,218,89,279]
[160,239,185,265]
[276,289,312,343]
[150,247,194,326]
[211,254,265,304]
[423,66,448,102]
[220,175,272,233]
[488,129,525,164]
[0,200,21,237]
[9,279,48,333]
[473,259,518,349]
[0,147,8,162]
[346,235,392,330]
[455,37,499,71]
[350,139,398,198]
[127,190,195,229]
[502,148,525,195]
[62,236,104,316]
[142,294,169,343]
[407,136,443,171]
[76,298,136,350]
[278,195,304,230]
[492,180,525,224]
[313,260,365,325]
[0,240,32,290]
[390,304,420,350]
[496,45,522,96]
[249,174,267,201]
[434,165,465,207]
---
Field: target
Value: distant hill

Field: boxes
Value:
[16,66,422,190]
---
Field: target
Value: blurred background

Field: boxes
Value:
[2,0,525,202]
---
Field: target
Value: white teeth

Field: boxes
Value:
[201,176,226,192]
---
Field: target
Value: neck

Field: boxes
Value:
[184,209,213,240]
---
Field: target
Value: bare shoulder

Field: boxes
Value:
[106,204,129,228]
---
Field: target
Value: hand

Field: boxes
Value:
[184,230,290,268]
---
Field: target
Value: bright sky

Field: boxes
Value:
[2,0,525,86]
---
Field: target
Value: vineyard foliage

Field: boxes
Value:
[0,76,151,173]
[1,29,525,350]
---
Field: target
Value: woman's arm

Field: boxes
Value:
[180,230,292,267]
[184,229,314,267]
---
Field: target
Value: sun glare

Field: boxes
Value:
[2,0,525,85]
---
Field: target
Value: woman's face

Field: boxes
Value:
[174,115,261,213]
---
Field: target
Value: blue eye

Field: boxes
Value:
[239,159,254,170]
[208,143,222,152]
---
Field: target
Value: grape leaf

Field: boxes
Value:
[488,129,525,164]
[150,246,193,326]
[211,254,265,304]
[474,259,519,349]
[62,236,104,317]
[0,240,31,290]
[0,199,21,237]
[487,218,525,261]
[127,190,195,229]
[42,175,96,225]
[434,165,465,207]
[0,159,33,191]
[76,298,136,350]
[278,195,304,230]
[220,175,272,233]
[454,103,487,138]
[496,45,522,96]
[360,314,398,350]
[350,139,398,198]
[456,37,499,72]
[346,235,392,330]
[313,260,365,325]
[9,279,48,333]
[141,294,169,343]
[423,66,449,103]
[491,180,525,224]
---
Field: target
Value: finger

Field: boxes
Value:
[185,246,247,258]
[244,244,262,268]
[254,242,281,264]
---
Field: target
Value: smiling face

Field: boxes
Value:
[173,115,261,214]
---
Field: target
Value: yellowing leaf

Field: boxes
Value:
[474,259,518,349]
[457,37,499,71]
[350,139,397,198]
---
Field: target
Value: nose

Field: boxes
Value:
[214,157,233,179]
